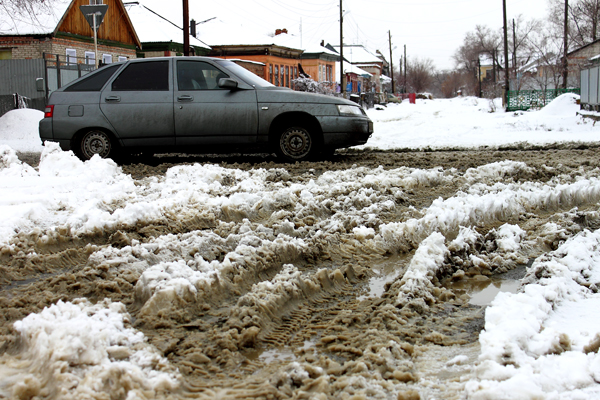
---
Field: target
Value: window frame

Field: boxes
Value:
[66,48,76,65]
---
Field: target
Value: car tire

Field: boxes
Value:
[77,130,114,161]
[276,125,315,162]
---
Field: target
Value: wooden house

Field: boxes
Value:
[0,0,141,64]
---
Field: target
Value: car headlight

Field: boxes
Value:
[337,104,364,116]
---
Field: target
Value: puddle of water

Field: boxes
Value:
[246,340,315,364]
[445,265,527,306]
[468,279,520,306]
[358,254,411,301]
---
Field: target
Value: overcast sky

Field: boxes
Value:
[142,0,551,71]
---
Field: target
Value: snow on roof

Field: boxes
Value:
[336,61,372,77]
[331,44,382,65]
[194,17,335,54]
[124,3,209,49]
[0,0,71,35]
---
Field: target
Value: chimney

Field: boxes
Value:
[275,28,288,36]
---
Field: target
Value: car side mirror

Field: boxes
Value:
[219,78,238,90]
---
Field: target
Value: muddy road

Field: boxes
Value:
[2,146,600,399]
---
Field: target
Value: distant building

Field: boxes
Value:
[330,44,385,93]
[204,25,338,89]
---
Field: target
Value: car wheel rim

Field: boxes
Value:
[280,127,311,160]
[82,131,111,159]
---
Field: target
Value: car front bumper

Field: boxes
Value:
[319,116,373,147]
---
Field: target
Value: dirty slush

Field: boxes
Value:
[1,147,599,399]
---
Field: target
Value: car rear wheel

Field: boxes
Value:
[78,130,114,160]
[276,126,315,162]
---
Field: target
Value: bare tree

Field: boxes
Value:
[406,57,435,93]
[548,0,600,48]
[0,0,64,33]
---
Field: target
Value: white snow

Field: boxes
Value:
[0,299,180,399]
[465,230,600,399]
[364,94,597,150]
[2,94,600,398]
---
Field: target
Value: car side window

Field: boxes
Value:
[177,61,229,90]
[111,61,169,91]
[64,64,120,92]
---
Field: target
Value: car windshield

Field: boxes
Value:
[215,60,275,88]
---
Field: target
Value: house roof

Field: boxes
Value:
[336,61,372,78]
[567,38,600,57]
[331,44,382,65]
[194,16,338,55]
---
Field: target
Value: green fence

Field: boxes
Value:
[506,88,580,111]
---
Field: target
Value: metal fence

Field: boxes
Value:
[0,53,96,117]
[506,88,580,112]
[42,53,96,96]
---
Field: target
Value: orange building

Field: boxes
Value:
[210,44,302,88]
[208,29,339,89]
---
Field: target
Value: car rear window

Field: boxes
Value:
[111,61,169,91]
[64,64,120,92]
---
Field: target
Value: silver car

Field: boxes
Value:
[39,56,373,162]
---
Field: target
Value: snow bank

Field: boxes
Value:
[466,229,600,399]
[0,299,180,399]
[0,109,44,153]
[364,95,597,151]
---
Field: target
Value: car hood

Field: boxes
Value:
[255,87,358,106]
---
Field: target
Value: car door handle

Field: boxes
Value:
[105,96,121,102]
[177,95,194,102]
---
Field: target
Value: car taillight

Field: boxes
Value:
[44,105,54,118]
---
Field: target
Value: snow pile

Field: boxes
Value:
[0,142,138,243]
[364,94,596,151]
[538,93,580,117]
[392,232,449,312]
[0,109,44,153]
[0,299,180,399]
[466,229,600,399]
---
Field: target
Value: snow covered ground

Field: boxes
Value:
[1,95,600,399]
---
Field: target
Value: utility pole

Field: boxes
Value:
[478,57,482,97]
[388,31,394,94]
[404,44,407,93]
[562,0,569,88]
[502,0,509,105]
[512,19,516,71]
[340,0,345,95]
[183,0,190,56]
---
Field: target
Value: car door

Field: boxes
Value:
[100,59,174,147]
[174,60,258,146]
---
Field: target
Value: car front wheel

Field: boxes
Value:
[77,130,114,160]
[276,126,315,162]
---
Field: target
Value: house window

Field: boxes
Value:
[269,64,273,83]
[275,65,279,86]
[118,56,128,62]
[84,51,95,65]
[66,48,76,65]
[102,54,112,64]
[280,65,284,87]
[285,66,289,87]
[89,0,103,4]
[0,49,12,60]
